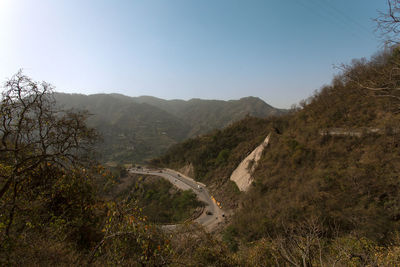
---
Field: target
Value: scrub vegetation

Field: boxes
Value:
[0,72,171,266]
[153,47,400,265]
[3,3,400,265]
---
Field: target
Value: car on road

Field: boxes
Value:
[206,210,213,215]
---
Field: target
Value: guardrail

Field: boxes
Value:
[319,127,399,137]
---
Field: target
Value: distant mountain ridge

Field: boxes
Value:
[54,92,285,163]
[130,95,283,136]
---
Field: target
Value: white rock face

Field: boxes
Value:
[230,133,270,191]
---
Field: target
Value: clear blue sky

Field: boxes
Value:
[0,0,388,108]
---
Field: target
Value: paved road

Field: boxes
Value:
[128,167,225,231]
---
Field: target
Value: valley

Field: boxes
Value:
[2,1,400,265]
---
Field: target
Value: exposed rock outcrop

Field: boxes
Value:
[230,133,270,191]
[179,163,195,178]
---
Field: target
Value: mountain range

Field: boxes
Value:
[54,93,285,163]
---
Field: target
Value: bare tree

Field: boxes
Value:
[337,51,400,113]
[271,218,326,267]
[338,1,400,113]
[0,70,97,238]
[376,0,400,45]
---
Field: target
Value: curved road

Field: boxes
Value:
[128,167,225,231]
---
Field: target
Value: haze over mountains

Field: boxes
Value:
[54,92,285,163]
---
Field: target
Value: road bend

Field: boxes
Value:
[128,167,225,231]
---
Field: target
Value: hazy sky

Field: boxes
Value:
[0,0,388,108]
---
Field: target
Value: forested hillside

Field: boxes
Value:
[4,0,400,265]
[0,73,173,265]
[3,40,400,267]
[54,93,190,163]
[54,93,284,164]
[133,95,283,136]
[153,48,400,265]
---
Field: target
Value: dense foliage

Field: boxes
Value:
[115,174,203,224]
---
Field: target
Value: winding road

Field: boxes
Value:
[128,167,225,231]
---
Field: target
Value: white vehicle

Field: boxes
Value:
[197,185,202,190]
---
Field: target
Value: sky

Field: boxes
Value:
[0,0,389,108]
